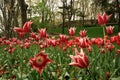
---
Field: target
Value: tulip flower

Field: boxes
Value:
[110,36,117,43]
[105,42,115,52]
[69,48,89,68]
[59,34,68,43]
[30,32,36,38]
[13,27,25,38]
[106,26,114,35]
[79,30,87,37]
[77,37,91,48]
[23,21,33,33]
[13,21,32,38]
[69,27,76,36]
[24,42,31,49]
[116,33,120,45]
[39,28,47,38]
[97,12,112,26]
[30,51,53,74]
[95,38,104,47]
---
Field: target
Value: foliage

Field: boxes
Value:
[0,23,120,79]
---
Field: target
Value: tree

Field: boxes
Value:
[66,0,75,28]
[33,0,56,27]
[116,0,120,31]
[0,0,19,38]
[18,0,28,26]
[59,0,68,34]
[76,0,90,26]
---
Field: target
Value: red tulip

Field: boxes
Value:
[110,36,117,43]
[13,27,25,38]
[95,38,104,47]
[30,32,36,38]
[12,38,18,42]
[23,21,32,33]
[46,38,57,47]
[78,37,91,48]
[91,38,96,44]
[79,30,87,37]
[13,21,32,38]
[24,42,30,49]
[5,40,11,45]
[69,27,76,36]
[105,42,115,51]
[116,33,120,45]
[30,51,53,74]
[39,28,47,38]
[97,12,112,25]
[59,34,68,43]
[106,26,114,35]
[69,48,89,68]
[19,32,25,38]
[13,27,23,32]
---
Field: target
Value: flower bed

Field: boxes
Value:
[0,12,120,80]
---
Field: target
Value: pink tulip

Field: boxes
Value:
[30,32,36,38]
[97,12,112,25]
[95,38,104,47]
[69,48,89,68]
[23,21,32,33]
[39,28,47,38]
[24,42,30,49]
[106,26,114,35]
[105,42,115,51]
[79,30,87,37]
[59,34,68,43]
[69,27,76,36]
[13,21,32,38]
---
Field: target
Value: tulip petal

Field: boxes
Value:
[103,12,107,24]
[69,62,80,67]
[39,68,43,75]
[23,21,32,33]
[13,27,23,32]
[97,14,104,25]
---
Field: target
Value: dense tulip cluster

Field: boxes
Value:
[0,12,120,79]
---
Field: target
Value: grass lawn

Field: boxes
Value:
[47,25,119,38]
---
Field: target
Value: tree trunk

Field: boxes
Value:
[62,0,66,34]
[116,0,120,32]
[18,0,28,26]
[0,0,20,38]
[0,0,19,38]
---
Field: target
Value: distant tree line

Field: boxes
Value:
[0,0,120,38]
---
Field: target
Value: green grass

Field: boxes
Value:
[47,25,119,38]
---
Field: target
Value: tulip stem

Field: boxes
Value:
[102,26,106,44]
